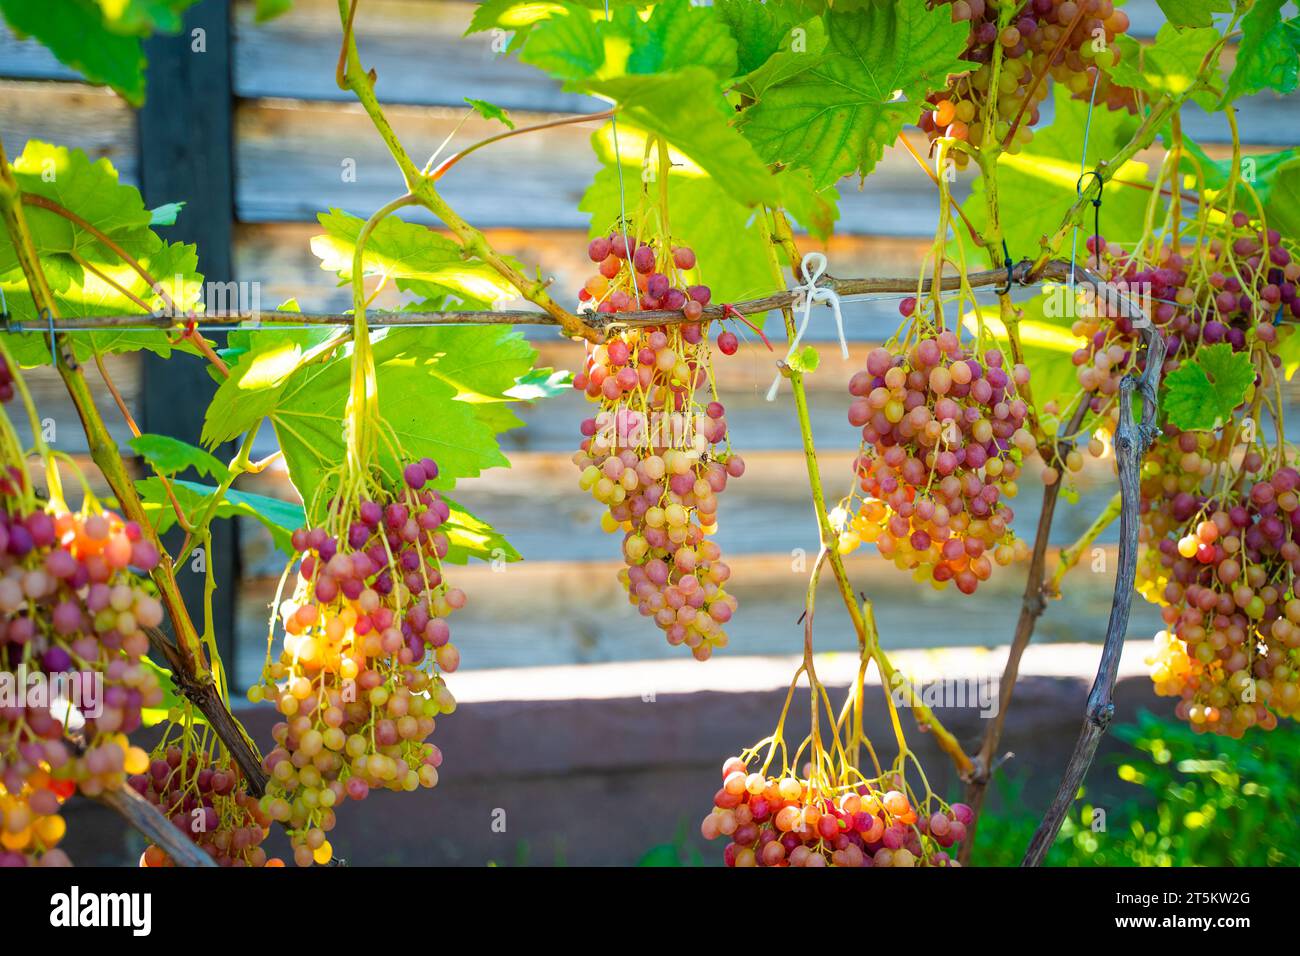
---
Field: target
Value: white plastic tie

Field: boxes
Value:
[766,251,847,401]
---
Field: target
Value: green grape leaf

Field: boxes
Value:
[135,477,305,555]
[0,0,196,104]
[508,366,573,400]
[1172,137,1300,238]
[1154,0,1230,29]
[1223,0,1299,103]
[611,0,738,80]
[737,1,967,189]
[517,2,604,81]
[715,0,806,75]
[149,202,185,226]
[1106,25,1220,99]
[1,142,155,274]
[583,70,781,208]
[311,209,522,306]
[441,494,521,565]
[1162,343,1255,431]
[129,433,232,482]
[731,11,827,100]
[959,87,1154,268]
[0,241,207,366]
[464,97,515,129]
[201,330,342,447]
[580,128,775,306]
[776,166,840,242]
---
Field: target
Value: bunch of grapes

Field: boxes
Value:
[1069,221,1296,427]
[572,234,743,660]
[700,756,974,867]
[0,482,165,863]
[838,316,1034,593]
[920,0,1134,160]
[252,458,457,866]
[1139,426,1300,736]
[132,739,281,867]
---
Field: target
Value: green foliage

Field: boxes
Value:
[1161,343,1255,431]
[973,711,1300,867]
[134,477,305,555]
[1174,137,1300,239]
[0,142,204,365]
[1108,25,1221,100]
[202,325,546,547]
[0,0,196,105]
[960,88,1156,268]
[1155,0,1231,28]
[128,433,232,482]
[738,1,967,189]
[463,97,515,129]
[310,209,518,307]
[1222,0,1300,104]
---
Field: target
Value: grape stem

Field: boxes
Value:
[1048,490,1122,597]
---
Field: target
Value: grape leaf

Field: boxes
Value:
[580,128,774,305]
[149,202,185,226]
[464,97,515,129]
[1107,25,1220,99]
[129,433,232,482]
[737,1,967,189]
[201,331,342,447]
[732,13,828,100]
[1162,343,1255,431]
[1274,325,1300,381]
[509,366,573,400]
[0,0,195,105]
[1155,0,1230,29]
[135,477,304,555]
[1172,137,1300,238]
[714,0,806,76]
[440,494,521,564]
[788,345,820,374]
[517,2,604,81]
[611,0,738,80]
[311,209,522,305]
[583,69,781,209]
[1222,0,1299,103]
[959,87,1154,268]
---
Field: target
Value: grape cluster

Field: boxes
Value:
[1069,220,1296,431]
[0,768,73,866]
[572,236,742,659]
[701,757,973,867]
[132,742,281,867]
[839,320,1033,593]
[252,458,457,866]
[921,0,1134,160]
[1140,428,1300,736]
[0,491,164,863]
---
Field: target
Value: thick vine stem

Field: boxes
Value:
[1022,324,1165,867]
[96,784,217,868]
[332,0,598,343]
[145,626,269,794]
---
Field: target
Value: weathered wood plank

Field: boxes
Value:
[0,81,137,180]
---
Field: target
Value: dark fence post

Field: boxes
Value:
[136,0,240,677]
